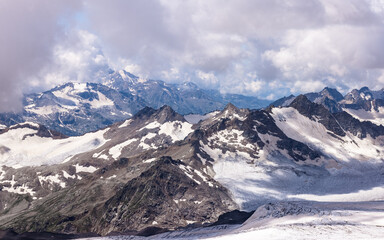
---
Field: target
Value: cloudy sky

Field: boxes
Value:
[1,0,384,111]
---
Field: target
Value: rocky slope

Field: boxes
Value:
[2,95,384,236]
[0,106,237,235]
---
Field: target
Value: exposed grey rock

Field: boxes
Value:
[2,95,384,236]
[270,86,384,114]
[0,71,270,136]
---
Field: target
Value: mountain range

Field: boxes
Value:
[0,70,270,136]
[2,89,384,237]
[2,70,384,138]
[270,86,384,124]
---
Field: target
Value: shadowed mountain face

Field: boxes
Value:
[0,70,270,136]
[270,86,384,114]
[2,95,384,236]
[105,70,270,113]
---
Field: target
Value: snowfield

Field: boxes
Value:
[78,201,384,240]
[271,107,384,163]
[4,101,384,239]
[0,125,108,167]
[184,111,219,124]
[197,107,384,212]
[343,107,384,126]
[205,201,384,240]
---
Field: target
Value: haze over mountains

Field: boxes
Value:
[0,70,269,136]
[3,68,384,139]
[3,1,384,239]
[2,80,384,238]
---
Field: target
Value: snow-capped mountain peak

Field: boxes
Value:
[3,97,384,236]
[319,87,344,102]
[0,70,270,136]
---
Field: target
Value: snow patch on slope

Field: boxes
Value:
[179,164,201,185]
[38,174,66,188]
[1,175,36,195]
[140,121,161,131]
[206,202,384,240]
[271,107,384,163]
[208,129,255,151]
[343,107,384,126]
[27,83,114,116]
[158,121,193,142]
[184,111,219,124]
[80,201,384,240]
[0,127,108,167]
[74,163,98,173]
[62,170,76,179]
[119,119,132,128]
[288,186,384,202]
[143,158,157,163]
[109,138,137,159]
[26,105,59,115]
[138,132,158,150]
[201,142,281,208]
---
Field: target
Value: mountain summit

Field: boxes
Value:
[271,86,384,117]
[0,70,270,136]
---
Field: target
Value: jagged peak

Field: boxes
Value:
[345,87,372,97]
[289,94,321,115]
[211,102,250,122]
[288,94,346,136]
[105,70,140,88]
[182,81,198,88]
[179,81,199,91]
[49,82,75,92]
[118,70,139,80]
[267,95,296,108]
[158,105,177,115]
[132,105,185,123]
[359,86,371,92]
[289,94,312,107]
[320,87,343,102]
[223,102,239,112]
[133,106,157,120]
[156,105,185,122]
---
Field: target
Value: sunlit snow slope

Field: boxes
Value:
[0,123,108,167]
[193,98,384,210]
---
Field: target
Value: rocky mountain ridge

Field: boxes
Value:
[1,95,384,236]
[270,86,384,114]
[0,70,270,136]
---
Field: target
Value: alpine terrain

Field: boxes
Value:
[0,70,270,136]
[1,87,384,238]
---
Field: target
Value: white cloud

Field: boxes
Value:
[0,0,80,112]
[196,71,219,86]
[79,0,384,99]
[3,0,384,108]
[293,80,326,93]
[378,70,384,84]
[28,30,109,91]
[244,80,265,93]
